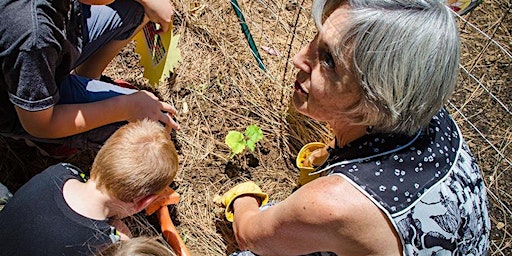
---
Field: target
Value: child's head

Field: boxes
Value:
[90,119,178,203]
[97,236,176,256]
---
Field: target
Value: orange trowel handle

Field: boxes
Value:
[145,187,180,215]
[158,206,192,256]
[144,187,191,256]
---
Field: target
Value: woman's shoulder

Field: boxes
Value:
[291,175,377,221]
[288,175,401,255]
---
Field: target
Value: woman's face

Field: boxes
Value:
[292,5,361,123]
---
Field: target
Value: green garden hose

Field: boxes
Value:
[230,0,266,71]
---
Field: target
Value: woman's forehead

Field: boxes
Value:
[318,6,351,46]
[323,6,350,29]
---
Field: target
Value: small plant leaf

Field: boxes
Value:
[225,131,246,157]
[246,139,257,151]
[245,125,263,144]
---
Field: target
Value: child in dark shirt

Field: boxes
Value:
[0,0,179,158]
[0,119,179,255]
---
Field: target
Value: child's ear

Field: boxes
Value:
[133,194,158,213]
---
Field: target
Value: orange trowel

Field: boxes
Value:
[145,187,191,256]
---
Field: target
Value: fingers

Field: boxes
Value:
[302,157,313,168]
[143,0,174,34]
[159,101,180,131]
[306,150,320,165]
[156,24,169,34]
[159,111,180,132]
[154,19,170,34]
[160,101,177,116]
[156,17,172,34]
[128,91,180,132]
[303,148,327,167]
[159,1,174,33]
[309,148,329,167]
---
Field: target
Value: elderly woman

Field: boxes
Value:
[217,0,491,255]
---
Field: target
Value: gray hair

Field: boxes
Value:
[312,0,460,135]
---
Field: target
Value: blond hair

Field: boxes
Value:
[90,119,178,202]
[97,236,177,256]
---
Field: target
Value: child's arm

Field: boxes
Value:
[15,90,179,139]
[77,0,174,33]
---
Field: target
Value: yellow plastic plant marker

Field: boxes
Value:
[134,22,182,87]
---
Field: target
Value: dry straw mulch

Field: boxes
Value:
[0,0,510,255]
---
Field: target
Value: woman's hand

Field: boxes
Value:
[214,181,269,222]
[137,0,174,33]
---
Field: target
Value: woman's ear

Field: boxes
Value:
[133,194,159,213]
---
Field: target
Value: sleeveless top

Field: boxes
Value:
[315,108,490,255]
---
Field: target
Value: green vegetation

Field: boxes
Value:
[225,124,263,158]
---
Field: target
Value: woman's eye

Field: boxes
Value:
[320,51,335,69]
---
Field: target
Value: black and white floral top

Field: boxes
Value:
[315,108,490,255]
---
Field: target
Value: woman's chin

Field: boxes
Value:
[292,93,309,115]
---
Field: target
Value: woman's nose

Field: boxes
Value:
[293,44,312,74]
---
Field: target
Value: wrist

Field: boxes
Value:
[112,94,133,122]
[232,195,261,210]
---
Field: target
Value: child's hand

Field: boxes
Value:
[125,90,180,132]
[139,0,174,33]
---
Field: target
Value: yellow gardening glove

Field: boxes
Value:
[214,181,269,222]
[296,142,329,186]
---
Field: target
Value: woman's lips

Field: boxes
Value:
[294,81,307,94]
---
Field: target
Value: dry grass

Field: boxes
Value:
[447,1,512,254]
[1,0,510,255]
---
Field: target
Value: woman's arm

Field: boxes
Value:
[231,176,347,255]
[231,175,402,256]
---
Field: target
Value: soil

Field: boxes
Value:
[0,1,511,255]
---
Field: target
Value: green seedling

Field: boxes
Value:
[225,124,263,158]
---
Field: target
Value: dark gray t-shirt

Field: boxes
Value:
[0,0,81,132]
[0,163,116,255]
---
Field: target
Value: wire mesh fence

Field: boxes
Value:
[449,2,512,254]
